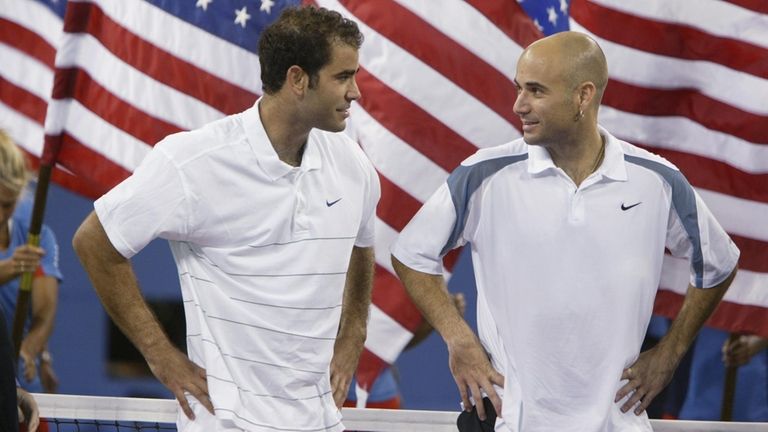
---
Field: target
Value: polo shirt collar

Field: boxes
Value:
[526,145,556,175]
[598,126,627,181]
[526,125,627,181]
[242,98,322,181]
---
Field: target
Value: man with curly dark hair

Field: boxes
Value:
[74,6,379,431]
[259,7,363,96]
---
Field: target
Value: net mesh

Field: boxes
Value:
[42,420,174,432]
[34,394,176,432]
[34,394,767,432]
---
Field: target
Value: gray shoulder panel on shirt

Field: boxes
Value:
[624,154,704,287]
[441,154,528,257]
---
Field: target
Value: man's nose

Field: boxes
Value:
[348,77,361,101]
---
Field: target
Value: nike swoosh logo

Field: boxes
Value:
[326,198,342,207]
[621,202,641,211]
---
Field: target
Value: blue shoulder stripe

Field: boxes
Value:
[624,155,703,286]
[441,154,528,256]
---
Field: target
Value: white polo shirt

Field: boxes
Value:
[392,128,739,432]
[96,100,380,432]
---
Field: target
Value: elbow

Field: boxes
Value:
[391,254,406,279]
[72,212,104,264]
[391,254,419,296]
[71,219,89,260]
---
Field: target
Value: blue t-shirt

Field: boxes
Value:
[0,216,62,330]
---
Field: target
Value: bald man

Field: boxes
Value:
[392,32,739,431]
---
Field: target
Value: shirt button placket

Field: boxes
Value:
[569,187,586,225]
[293,170,309,235]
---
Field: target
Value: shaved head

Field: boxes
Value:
[523,31,608,103]
[513,31,609,149]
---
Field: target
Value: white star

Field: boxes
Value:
[559,0,569,15]
[234,6,251,28]
[196,0,213,11]
[533,19,543,32]
[547,6,558,26]
[261,0,275,14]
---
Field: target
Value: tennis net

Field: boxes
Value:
[34,393,767,432]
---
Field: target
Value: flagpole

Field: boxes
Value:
[11,4,70,351]
[11,163,55,362]
[720,333,740,421]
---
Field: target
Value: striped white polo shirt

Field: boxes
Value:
[393,128,739,432]
[96,100,380,432]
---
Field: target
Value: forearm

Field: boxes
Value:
[392,256,472,347]
[329,246,374,406]
[23,277,58,357]
[393,255,503,417]
[335,246,374,352]
[73,212,173,361]
[22,324,50,358]
[658,268,737,361]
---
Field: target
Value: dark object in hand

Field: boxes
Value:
[456,397,497,432]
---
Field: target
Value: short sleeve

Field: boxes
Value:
[353,154,381,248]
[666,187,739,288]
[391,183,460,275]
[38,225,62,281]
[94,145,190,259]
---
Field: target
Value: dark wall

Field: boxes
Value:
[42,182,477,409]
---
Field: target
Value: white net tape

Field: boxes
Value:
[34,394,768,432]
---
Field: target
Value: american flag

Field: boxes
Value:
[1,0,766,396]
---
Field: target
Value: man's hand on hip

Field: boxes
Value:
[147,345,213,420]
[448,336,505,422]
[615,346,676,415]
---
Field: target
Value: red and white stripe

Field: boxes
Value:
[0,0,100,194]
[43,0,260,180]
[571,0,768,337]
[0,0,60,156]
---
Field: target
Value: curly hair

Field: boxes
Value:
[0,130,28,195]
[258,6,363,94]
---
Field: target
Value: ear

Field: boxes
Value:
[577,81,597,112]
[286,65,309,96]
